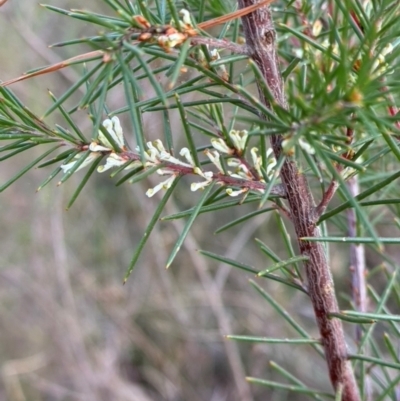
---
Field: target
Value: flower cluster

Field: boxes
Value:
[60,118,278,199]
[143,129,277,198]
[135,9,197,51]
[140,140,193,197]
[133,10,228,81]
[60,117,137,175]
[207,130,277,196]
[139,139,215,196]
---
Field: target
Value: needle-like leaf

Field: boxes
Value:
[166,181,215,269]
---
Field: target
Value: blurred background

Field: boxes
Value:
[0,1,375,401]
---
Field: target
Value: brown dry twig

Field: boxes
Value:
[0,50,105,87]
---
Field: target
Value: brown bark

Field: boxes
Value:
[237,1,360,400]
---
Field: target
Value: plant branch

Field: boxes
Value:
[343,126,368,342]
[119,149,286,197]
[237,1,360,400]
[347,179,368,341]
[60,139,286,198]
[316,179,339,218]
[190,36,248,54]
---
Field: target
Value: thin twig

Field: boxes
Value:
[346,176,367,341]
[0,50,104,87]
[190,37,247,54]
[316,179,339,218]
[343,124,368,343]
[343,126,368,342]
[346,175,372,401]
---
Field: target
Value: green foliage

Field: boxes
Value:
[1,0,400,399]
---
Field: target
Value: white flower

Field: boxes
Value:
[239,163,250,175]
[227,158,241,168]
[251,147,277,181]
[143,141,164,164]
[196,48,206,63]
[159,150,192,167]
[264,148,277,180]
[312,20,323,37]
[99,116,125,150]
[381,43,393,57]
[209,49,228,80]
[251,147,260,166]
[179,9,192,26]
[158,32,187,49]
[229,130,248,152]
[298,138,315,154]
[191,180,212,191]
[152,139,166,153]
[145,141,158,152]
[179,148,195,166]
[281,137,294,155]
[226,188,248,197]
[204,149,224,173]
[227,158,252,179]
[229,173,247,179]
[157,168,177,176]
[97,153,128,173]
[191,166,213,192]
[282,136,315,156]
[144,149,160,164]
[211,138,234,154]
[89,142,111,152]
[370,44,394,76]
[193,167,213,180]
[146,175,177,197]
[140,140,196,168]
[294,48,304,59]
[60,152,100,174]
[210,48,220,61]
